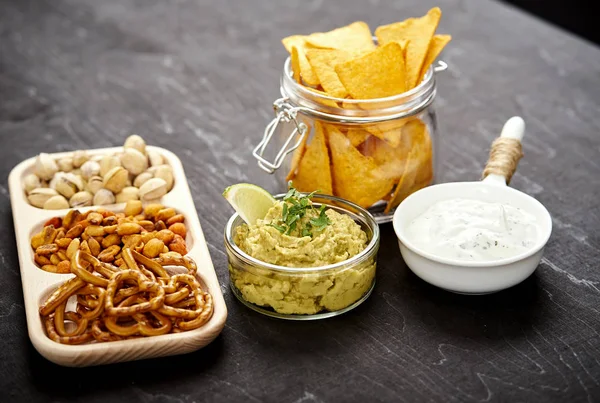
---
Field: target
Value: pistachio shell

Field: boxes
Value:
[138,177,167,201]
[115,186,140,203]
[123,134,146,154]
[93,188,115,205]
[72,150,89,168]
[49,172,67,191]
[23,174,41,194]
[34,153,59,180]
[147,150,164,167]
[43,195,70,210]
[120,148,148,176]
[99,155,121,177]
[57,157,74,172]
[28,188,58,208]
[86,176,104,194]
[70,191,93,207]
[80,160,101,180]
[55,172,84,198]
[133,172,153,188]
[153,165,174,191]
[103,166,128,193]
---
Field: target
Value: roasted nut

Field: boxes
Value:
[123,134,146,154]
[88,237,101,256]
[34,253,52,266]
[65,224,84,238]
[153,165,174,191]
[66,238,80,259]
[28,188,59,208]
[169,235,187,255]
[144,203,164,218]
[169,223,187,239]
[86,176,104,194]
[41,264,58,273]
[57,157,74,172]
[56,250,68,261]
[156,208,176,222]
[155,229,175,244]
[56,260,71,273]
[72,150,89,168]
[102,234,121,248]
[87,212,104,225]
[93,188,116,205]
[44,217,62,228]
[23,174,41,194]
[147,149,163,167]
[34,153,59,180]
[85,225,105,237]
[50,254,61,265]
[103,224,118,234]
[143,238,164,258]
[99,155,122,177]
[120,148,148,176]
[80,160,101,180]
[102,216,118,226]
[124,200,143,217]
[36,243,58,256]
[103,166,128,193]
[154,221,167,231]
[141,232,155,244]
[139,178,167,201]
[62,209,82,229]
[115,186,139,203]
[55,229,66,240]
[42,225,58,244]
[117,222,142,236]
[166,214,185,225]
[98,245,120,262]
[70,191,93,207]
[56,237,72,248]
[133,172,153,188]
[80,240,91,254]
[43,195,70,210]
[122,234,142,249]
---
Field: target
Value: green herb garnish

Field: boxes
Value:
[269,182,331,237]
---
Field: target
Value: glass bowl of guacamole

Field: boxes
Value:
[224,193,380,320]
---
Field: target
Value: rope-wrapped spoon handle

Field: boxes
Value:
[482,117,525,185]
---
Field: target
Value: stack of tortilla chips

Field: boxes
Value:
[283,8,450,211]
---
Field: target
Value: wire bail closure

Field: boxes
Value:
[252,97,308,174]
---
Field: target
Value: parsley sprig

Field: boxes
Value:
[268,183,331,237]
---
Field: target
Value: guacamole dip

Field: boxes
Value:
[230,200,376,315]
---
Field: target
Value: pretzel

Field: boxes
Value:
[105,270,165,317]
[39,276,86,316]
[104,296,172,337]
[75,285,106,320]
[53,303,89,337]
[177,293,214,331]
[45,315,93,345]
[164,287,190,305]
[154,252,197,275]
[71,250,109,287]
[130,250,169,279]
[92,319,124,342]
[159,274,205,319]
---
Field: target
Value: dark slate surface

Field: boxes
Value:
[1,0,599,402]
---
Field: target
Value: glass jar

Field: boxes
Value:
[253,58,447,223]
[224,194,380,320]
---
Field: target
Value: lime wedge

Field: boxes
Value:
[223,183,277,225]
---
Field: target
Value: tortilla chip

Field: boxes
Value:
[384,148,419,213]
[328,128,395,208]
[305,87,339,108]
[306,49,355,98]
[292,122,333,195]
[282,35,320,86]
[285,125,310,181]
[346,129,369,147]
[305,22,375,52]
[375,7,441,88]
[290,46,301,83]
[419,34,451,82]
[361,136,410,180]
[335,42,407,100]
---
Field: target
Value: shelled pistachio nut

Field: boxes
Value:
[57,157,74,172]
[70,191,93,207]
[86,175,104,194]
[43,195,70,210]
[103,166,128,193]
[123,134,146,154]
[34,153,59,181]
[133,171,153,188]
[72,150,89,168]
[147,149,164,167]
[28,188,59,208]
[93,188,115,205]
[23,174,41,194]
[80,160,101,180]
[120,148,148,176]
[115,186,139,203]
[153,165,174,191]
[55,172,84,199]
[138,177,168,201]
[99,155,121,177]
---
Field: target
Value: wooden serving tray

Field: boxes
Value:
[8,146,227,367]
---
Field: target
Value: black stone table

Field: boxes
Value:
[1,0,599,401]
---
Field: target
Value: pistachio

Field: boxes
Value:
[57,157,74,172]
[138,178,167,201]
[34,153,59,180]
[48,171,66,191]
[93,188,115,205]
[103,166,128,193]
[133,172,153,188]
[86,175,104,194]
[123,134,146,154]
[72,150,89,168]
[28,188,59,208]
[147,149,164,167]
[115,186,139,203]
[69,191,93,207]
[43,195,70,210]
[80,160,101,180]
[120,148,148,176]
[55,172,84,198]
[153,165,174,191]
[23,174,41,194]
[71,168,82,176]
[99,155,121,177]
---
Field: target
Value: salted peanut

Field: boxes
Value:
[30,232,45,250]
[36,243,58,256]
[156,208,176,222]
[81,232,90,241]
[50,254,61,265]
[85,225,105,237]
[56,260,71,273]
[137,220,154,232]
[155,229,175,245]
[122,234,142,249]
[80,240,91,254]
[124,200,143,217]
[114,258,124,267]
[56,237,72,248]
[115,212,126,219]
[144,203,164,218]
[42,226,58,245]
[169,223,187,239]
[103,224,118,234]
[102,234,121,248]
[56,250,68,261]
[134,214,146,221]
[88,237,101,256]
[169,235,187,255]
[154,221,167,231]
[87,212,104,225]
[66,238,80,259]
[34,253,52,266]
[55,229,66,240]
[116,222,142,236]
[41,264,58,273]
[141,232,155,244]
[166,214,185,225]
[98,245,121,262]
[44,217,62,228]
[102,216,118,226]
[143,238,164,258]
[162,246,169,253]
[134,242,144,253]
[62,210,82,229]
[65,224,84,238]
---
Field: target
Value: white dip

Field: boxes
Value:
[406,198,539,262]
